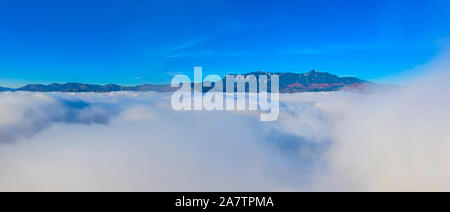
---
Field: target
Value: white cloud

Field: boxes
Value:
[321,59,450,192]
[0,58,449,191]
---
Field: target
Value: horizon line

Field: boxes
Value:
[1,70,368,89]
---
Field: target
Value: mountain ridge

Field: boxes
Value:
[0,87,12,92]
[1,71,373,93]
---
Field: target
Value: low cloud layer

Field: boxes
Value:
[0,92,114,143]
[322,60,450,191]
[0,62,449,191]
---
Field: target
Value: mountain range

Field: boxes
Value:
[0,70,372,93]
[0,87,12,92]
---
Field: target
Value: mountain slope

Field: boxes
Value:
[277,70,368,93]
[220,70,370,93]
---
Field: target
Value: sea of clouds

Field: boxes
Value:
[0,60,449,191]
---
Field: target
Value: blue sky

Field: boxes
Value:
[0,0,449,87]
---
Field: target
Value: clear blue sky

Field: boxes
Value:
[0,0,449,87]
